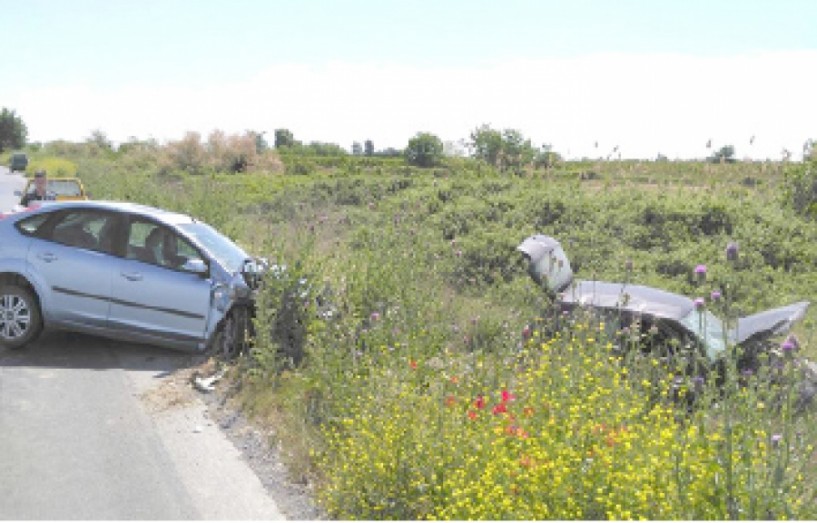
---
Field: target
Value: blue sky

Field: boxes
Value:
[5,0,817,159]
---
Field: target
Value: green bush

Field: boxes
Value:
[27,156,78,177]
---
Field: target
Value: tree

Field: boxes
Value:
[251,131,268,153]
[469,124,503,166]
[405,132,443,167]
[499,129,535,173]
[708,145,736,163]
[469,124,537,173]
[534,144,561,168]
[274,129,296,148]
[87,129,113,151]
[0,108,28,153]
[364,140,374,157]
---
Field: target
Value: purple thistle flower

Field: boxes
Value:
[781,335,799,353]
[710,289,722,301]
[726,242,739,262]
[694,297,706,310]
[694,264,707,284]
[771,433,783,447]
[370,311,381,322]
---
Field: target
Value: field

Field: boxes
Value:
[25,142,817,518]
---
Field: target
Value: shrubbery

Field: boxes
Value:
[47,145,817,519]
[27,156,78,177]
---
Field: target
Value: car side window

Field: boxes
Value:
[15,214,50,236]
[126,219,202,272]
[46,211,116,253]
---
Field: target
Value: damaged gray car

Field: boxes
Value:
[0,200,265,356]
[517,234,810,365]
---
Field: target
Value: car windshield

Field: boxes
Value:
[678,308,727,360]
[47,180,83,197]
[178,222,248,273]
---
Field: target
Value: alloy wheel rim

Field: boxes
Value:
[0,294,31,341]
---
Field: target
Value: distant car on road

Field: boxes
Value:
[0,200,266,356]
[14,177,89,206]
[8,152,28,173]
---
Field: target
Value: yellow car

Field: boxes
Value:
[16,177,89,205]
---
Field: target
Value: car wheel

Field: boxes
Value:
[211,307,252,360]
[0,285,43,349]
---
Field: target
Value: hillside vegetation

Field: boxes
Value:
[24,140,817,519]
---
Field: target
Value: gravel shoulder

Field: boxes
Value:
[136,357,325,520]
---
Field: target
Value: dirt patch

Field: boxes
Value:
[140,368,198,412]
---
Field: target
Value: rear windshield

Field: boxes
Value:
[47,180,83,197]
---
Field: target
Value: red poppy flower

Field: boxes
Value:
[492,403,507,415]
[501,389,515,403]
[473,395,486,410]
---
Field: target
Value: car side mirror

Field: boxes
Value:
[183,258,209,276]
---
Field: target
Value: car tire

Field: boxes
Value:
[209,307,252,360]
[0,284,43,349]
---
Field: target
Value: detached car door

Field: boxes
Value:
[26,209,119,330]
[108,217,212,351]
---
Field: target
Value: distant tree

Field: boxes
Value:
[804,139,816,162]
[709,145,736,163]
[534,144,561,168]
[0,108,28,153]
[274,129,296,148]
[405,132,444,167]
[469,124,536,173]
[364,140,374,156]
[87,129,113,151]
[499,129,535,173]
[469,124,503,166]
[352,142,363,155]
[251,131,268,153]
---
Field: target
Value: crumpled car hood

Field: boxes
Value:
[561,281,695,320]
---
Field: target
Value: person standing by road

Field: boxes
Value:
[20,170,55,206]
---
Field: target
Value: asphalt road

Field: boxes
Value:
[0,334,285,520]
[0,173,286,519]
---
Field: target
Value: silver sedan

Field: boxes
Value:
[0,200,263,357]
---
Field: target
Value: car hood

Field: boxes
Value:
[560,280,694,320]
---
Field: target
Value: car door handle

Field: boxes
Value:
[120,271,143,281]
[37,252,58,263]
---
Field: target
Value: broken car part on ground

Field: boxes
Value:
[517,234,810,367]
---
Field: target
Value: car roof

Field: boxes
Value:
[20,200,196,226]
[560,280,695,320]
